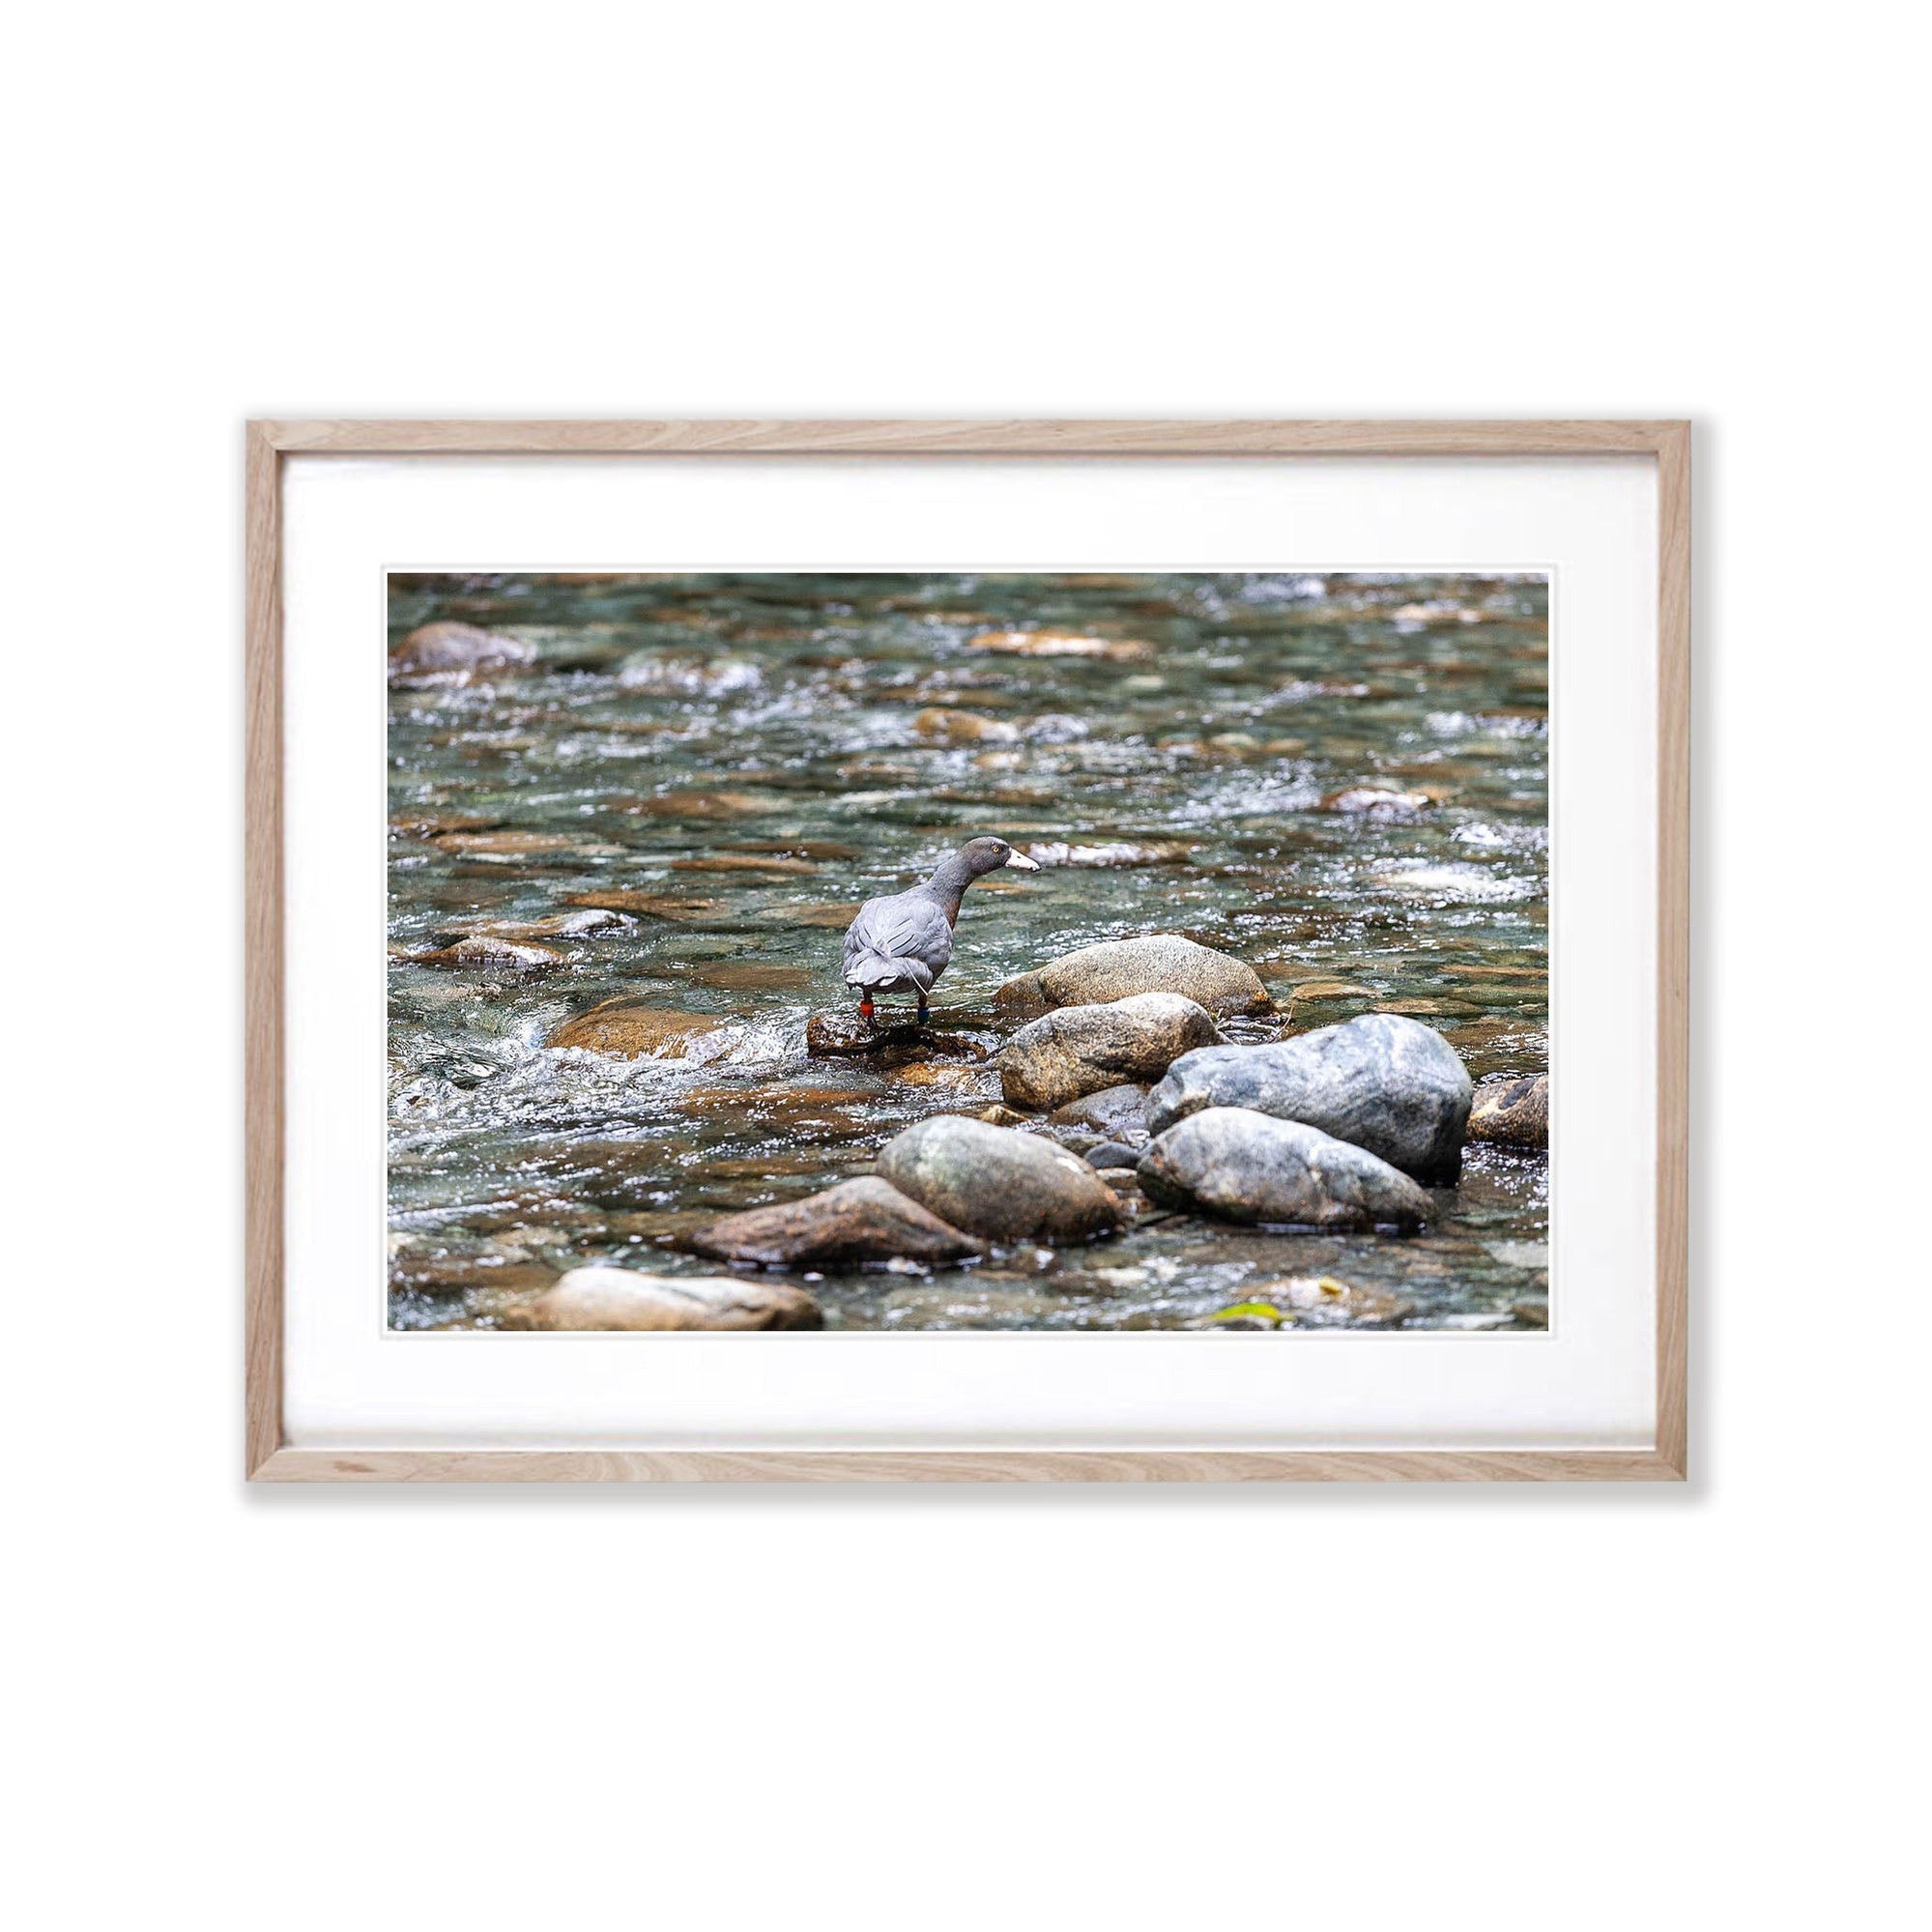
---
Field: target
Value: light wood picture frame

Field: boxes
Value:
[245,418,1689,1483]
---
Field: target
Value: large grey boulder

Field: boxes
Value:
[1138,1109,1431,1230]
[1146,1013,1472,1181]
[686,1177,980,1269]
[877,1115,1124,1246]
[998,993,1224,1111]
[506,1268,822,1331]
[995,934,1273,1020]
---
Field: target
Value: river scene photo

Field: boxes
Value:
[388,571,1550,1333]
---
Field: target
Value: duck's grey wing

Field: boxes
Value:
[843,892,953,984]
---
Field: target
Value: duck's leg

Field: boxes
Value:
[858,994,875,1024]
[916,997,930,1025]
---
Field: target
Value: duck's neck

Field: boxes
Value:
[919,851,979,921]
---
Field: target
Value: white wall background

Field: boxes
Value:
[8,5,1925,1929]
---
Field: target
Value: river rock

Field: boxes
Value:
[912,706,1019,744]
[546,1000,727,1058]
[507,1267,822,1331]
[876,1115,1124,1245]
[1468,1073,1549,1149]
[389,620,536,686]
[966,628,1150,661]
[998,994,1224,1111]
[414,936,566,971]
[995,934,1274,1021]
[1138,1109,1431,1230]
[1146,1013,1472,1181]
[1320,787,1430,819]
[1050,1082,1151,1142]
[807,1012,987,1060]
[686,1177,980,1269]
[1086,1142,1142,1170]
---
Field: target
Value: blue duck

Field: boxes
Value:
[842,836,1039,1024]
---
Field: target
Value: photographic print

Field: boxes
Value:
[388,570,1549,1334]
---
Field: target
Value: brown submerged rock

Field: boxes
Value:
[506,1268,822,1331]
[998,994,1224,1111]
[547,1001,726,1058]
[389,620,536,687]
[1468,1072,1550,1149]
[912,706,1020,744]
[877,1115,1124,1246]
[562,889,729,922]
[429,829,579,856]
[687,1177,981,1269]
[995,934,1274,1021]
[967,629,1151,662]
[684,961,812,993]
[670,854,819,877]
[603,790,778,820]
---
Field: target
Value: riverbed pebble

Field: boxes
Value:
[1147,1013,1472,1182]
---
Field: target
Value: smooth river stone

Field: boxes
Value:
[388,620,536,687]
[1146,1013,1472,1182]
[876,1115,1124,1246]
[995,934,1275,1021]
[686,1177,981,1269]
[507,1268,822,1331]
[1468,1072,1549,1149]
[1049,1082,1152,1142]
[1137,1109,1431,1231]
[912,706,1019,743]
[412,936,566,972]
[998,993,1224,1111]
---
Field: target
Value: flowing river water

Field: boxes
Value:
[388,572,1549,1331]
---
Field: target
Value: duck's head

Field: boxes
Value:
[958,835,1041,877]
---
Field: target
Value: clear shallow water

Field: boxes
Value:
[388,571,1548,1330]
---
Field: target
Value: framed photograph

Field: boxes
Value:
[246,419,1688,1482]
